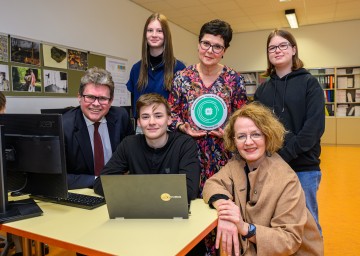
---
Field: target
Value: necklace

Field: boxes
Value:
[149,61,163,71]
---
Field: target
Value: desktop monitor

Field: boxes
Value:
[0,114,68,200]
[40,107,74,115]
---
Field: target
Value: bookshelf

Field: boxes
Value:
[241,72,257,101]
[242,66,360,145]
[335,66,360,117]
[308,68,335,116]
[241,71,266,102]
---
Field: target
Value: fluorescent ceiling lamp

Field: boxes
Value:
[285,9,299,28]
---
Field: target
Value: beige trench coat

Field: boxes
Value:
[203,153,323,255]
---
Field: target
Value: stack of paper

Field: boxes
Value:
[336,104,348,116]
[337,90,346,103]
[355,106,360,117]
[337,77,348,89]
[355,90,360,102]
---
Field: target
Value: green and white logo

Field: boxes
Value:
[191,94,227,130]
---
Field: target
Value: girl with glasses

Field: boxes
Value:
[254,29,325,234]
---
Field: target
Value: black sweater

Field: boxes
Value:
[93,132,200,200]
[254,68,325,172]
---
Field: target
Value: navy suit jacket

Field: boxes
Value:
[63,106,134,189]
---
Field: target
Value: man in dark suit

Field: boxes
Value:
[63,67,134,189]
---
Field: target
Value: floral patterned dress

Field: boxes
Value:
[169,65,247,196]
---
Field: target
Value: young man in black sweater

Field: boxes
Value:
[93,93,200,200]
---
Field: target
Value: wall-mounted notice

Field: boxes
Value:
[106,57,130,106]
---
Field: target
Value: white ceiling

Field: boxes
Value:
[130,0,360,34]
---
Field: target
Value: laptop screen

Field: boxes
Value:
[101,174,189,219]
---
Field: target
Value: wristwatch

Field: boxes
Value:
[242,223,256,239]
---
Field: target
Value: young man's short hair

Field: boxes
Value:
[136,93,171,117]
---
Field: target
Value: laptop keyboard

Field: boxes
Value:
[30,192,106,210]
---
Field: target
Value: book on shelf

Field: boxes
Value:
[329,75,334,89]
[348,106,355,116]
[325,104,334,116]
[323,90,334,103]
[347,77,354,88]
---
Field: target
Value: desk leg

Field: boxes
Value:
[34,241,45,256]
[21,238,32,256]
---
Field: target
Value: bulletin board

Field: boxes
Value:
[0,33,129,105]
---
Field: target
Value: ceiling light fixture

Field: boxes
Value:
[285,9,299,29]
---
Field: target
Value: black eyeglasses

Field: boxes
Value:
[82,94,111,104]
[199,41,225,54]
[267,42,292,53]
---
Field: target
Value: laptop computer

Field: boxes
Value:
[101,174,189,219]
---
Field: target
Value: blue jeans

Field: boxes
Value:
[296,170,322,235]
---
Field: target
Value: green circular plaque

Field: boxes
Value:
[191,94,227,130]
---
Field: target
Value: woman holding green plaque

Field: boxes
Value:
[169,19,247,196]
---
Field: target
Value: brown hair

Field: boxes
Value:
[0,91,6,113]
[137,13,176,92]
[263,29,304,77]
[223,102,285,154]
[136,93,171,117]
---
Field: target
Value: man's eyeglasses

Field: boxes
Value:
[82,94,111,104]
[199,41,225,54]
[234,132,263,143]
[267,42,292,53]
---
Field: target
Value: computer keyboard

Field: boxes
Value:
[30,192,106,210]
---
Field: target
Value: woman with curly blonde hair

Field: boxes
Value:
[203,102,323,256]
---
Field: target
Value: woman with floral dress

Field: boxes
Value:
[169,19,247,256]
[169,19,247,199]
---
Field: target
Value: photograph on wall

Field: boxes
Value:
[10,37,40,66]
[11,66,42,92]
[0,64,10,91]
[43,44,67,69]
[43,69,68,93]
[0,34,9,62]
[68,49,88,71]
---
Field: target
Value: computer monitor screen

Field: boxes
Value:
[0,114,68,199]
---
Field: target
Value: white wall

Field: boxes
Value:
[0,0,198,113]
[1,0,360,113]
[224,20,360,72]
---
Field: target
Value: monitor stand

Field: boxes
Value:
[0,198,43,224]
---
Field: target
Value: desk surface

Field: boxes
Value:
[0,190,218,256]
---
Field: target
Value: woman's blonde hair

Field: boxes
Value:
[223,102,286,154]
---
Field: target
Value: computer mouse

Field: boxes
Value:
[10,191,23,197]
